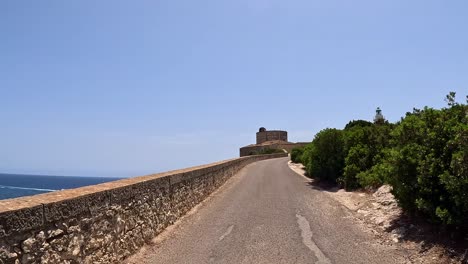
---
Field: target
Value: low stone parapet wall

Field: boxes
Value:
[240,142,309,157]
[0,153,287,264]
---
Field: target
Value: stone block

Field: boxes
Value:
[0,205,44,237]
[109,177,169,206]
[44,192,110,223]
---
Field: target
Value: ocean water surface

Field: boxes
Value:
[0,173,123,200]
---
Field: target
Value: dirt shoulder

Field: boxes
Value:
[288,161,467,264]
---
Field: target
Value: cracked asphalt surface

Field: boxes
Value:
[126,157,407,264]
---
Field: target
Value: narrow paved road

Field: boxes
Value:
[127,157,407,264]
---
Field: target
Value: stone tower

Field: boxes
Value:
[256,127,288,144]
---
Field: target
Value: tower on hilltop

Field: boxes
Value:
[256,127,288,145]
[239,127,309,157]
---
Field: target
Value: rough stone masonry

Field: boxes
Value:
[0,153,287,264]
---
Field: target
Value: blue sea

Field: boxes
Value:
[0,173,123,200]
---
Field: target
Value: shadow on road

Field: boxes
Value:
[305,179,341,193]
[291,163,341,193]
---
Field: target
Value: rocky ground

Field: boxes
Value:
[288,161,468,264]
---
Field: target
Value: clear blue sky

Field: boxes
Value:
[1,0,467,177]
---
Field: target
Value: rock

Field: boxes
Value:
[21,254,35,264]
[41,252,63,264]
[36,231,46,242]
[47,229,64,239]
[68,235,83,257]
[68,225,81,233]
[13,247,21,254]
[0,225,6,238]
[21,238,36,254]
[374,217,386,226]
[373,185,397,208]
[48,233,72,252]
[0,247,18,261]
[391,227,407,236]
[357,209,369,215]
[116,217,125,234]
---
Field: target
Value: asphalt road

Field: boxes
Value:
[127,157,407,264]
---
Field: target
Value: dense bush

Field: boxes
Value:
[376,93,468,227]
[298,92,467,229]
[344,119,373,130]
[300,143,314,176]
[302,128,345,183]
[341,121,394,190]
[290,147,304,163]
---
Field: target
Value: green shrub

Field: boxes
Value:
[302,128,345,183]
[378,93,468,228]
[344,119,373,130]
[342,144,370,189]
[340,120,393,190]
[300,144,314,176]
[356,153,392,189]
[298,92,468,230]
[290,147,304,163]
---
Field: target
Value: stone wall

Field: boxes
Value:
[239,142,309,157]
[0,153,287,264]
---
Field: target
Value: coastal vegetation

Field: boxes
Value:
[292,92,468,231]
